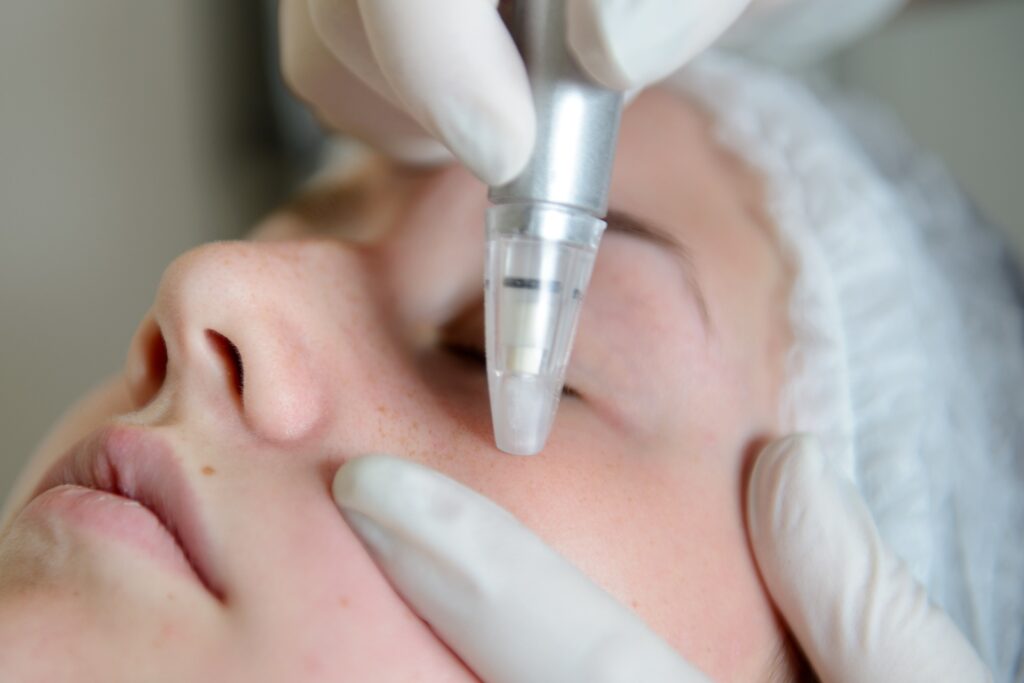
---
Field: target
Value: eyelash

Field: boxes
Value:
[441,342,487,368]
[440,342,580,399]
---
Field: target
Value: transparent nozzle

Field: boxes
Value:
[489,373,560,456]
[485,204,602,455]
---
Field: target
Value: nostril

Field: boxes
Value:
[205,331,244,401]
[127,318,168,408]
[147,326,169,391]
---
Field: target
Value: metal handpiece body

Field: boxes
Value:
[485,0,624,454]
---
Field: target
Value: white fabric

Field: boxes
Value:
[671,54,1024,683]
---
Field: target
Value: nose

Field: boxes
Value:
[124,240,378,444]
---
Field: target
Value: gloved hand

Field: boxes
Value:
[332,436,992,683]
[279,0,752,186]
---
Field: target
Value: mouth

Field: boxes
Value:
[32,425,222,599]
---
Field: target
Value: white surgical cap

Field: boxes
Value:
[667,54,1024,682]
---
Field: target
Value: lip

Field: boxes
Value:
[32,425,222,599]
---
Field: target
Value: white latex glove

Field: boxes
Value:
[332,439,992,683]
[747,436,992,683]
[279,0,752,186]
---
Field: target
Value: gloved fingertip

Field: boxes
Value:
[761,433,823,469]
[431,98,535,187]
[749,433,822,494]
[378,136,454,169]
[746,434,829,538]
[333,454,477,531]
[566,0,636,91]
[566,0,702,91]
[331,453,402,511]
[481,141,534,188]
[353,0,536,187]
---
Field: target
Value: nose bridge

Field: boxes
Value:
[145,240,381,444]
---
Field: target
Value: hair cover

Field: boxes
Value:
[669,54,1024,682]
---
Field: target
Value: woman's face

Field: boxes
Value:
[0,89,793,681]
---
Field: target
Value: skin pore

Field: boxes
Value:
[0,88,801,681]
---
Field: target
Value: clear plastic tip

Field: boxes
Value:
[489,373,560,456]
[485,203,603,455]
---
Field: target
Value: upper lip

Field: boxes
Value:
[33,425,223,599]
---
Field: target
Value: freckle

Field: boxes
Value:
[166,592,175,601]
[201,465,216,476]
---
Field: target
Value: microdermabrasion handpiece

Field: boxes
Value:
[485,0,624,455]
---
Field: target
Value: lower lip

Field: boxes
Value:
[21,484,199,582]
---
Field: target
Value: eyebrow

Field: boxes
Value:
[604,209,710,327]
[283,185,711,327]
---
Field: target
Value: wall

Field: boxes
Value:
[834,0,1024,258]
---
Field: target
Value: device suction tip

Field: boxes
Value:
[490,373,560,456]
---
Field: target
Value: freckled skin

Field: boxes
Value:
[0,89,792,682]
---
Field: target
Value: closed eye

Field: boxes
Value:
[438,303,580,398]
[441,340,487,368]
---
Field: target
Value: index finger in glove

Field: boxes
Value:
[746,435,992,683]
[333,455,711,683]
[280,0,449,164]
[310,0,535,186]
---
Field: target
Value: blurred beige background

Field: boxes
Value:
[0,1,290,502]
[2,0,1022,503]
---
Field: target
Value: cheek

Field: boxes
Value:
[424,439,779,682]
[217,461,479,682]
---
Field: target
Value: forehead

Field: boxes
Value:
[609,88,769,240]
